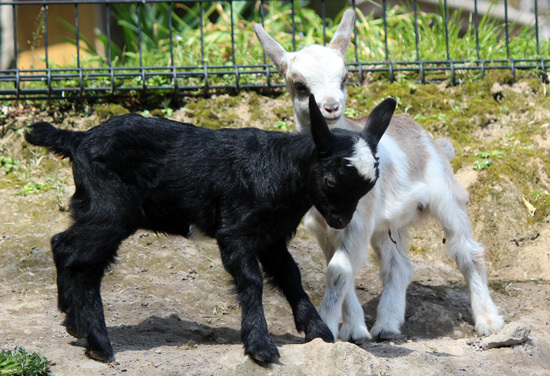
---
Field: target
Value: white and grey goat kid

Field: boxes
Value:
[254,9,503,342]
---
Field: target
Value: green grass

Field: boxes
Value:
[0,348,52,376]
[472,150,506,170]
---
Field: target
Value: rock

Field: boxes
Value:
[491,82,504,101]
[480,322,531,350]
[217,339,381,376]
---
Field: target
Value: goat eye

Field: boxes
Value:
[295,82,308,92]
[324,175,337,188]
[341,77,347,88]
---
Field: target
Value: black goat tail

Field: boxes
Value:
[25,122,84,159]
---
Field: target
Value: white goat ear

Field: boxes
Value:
[328,9,356,56]
[309,94,332,153]
[253,24,289,75]
[362,98,396,146]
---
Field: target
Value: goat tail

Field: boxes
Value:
[24,122,84,159]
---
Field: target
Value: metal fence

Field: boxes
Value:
[0,0,549,101]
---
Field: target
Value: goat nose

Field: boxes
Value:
[323,103,339,113]
[332,215,346,229]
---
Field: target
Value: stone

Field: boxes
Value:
[491,82,504,101]
[217,339,381,376]
[480,322,531,350]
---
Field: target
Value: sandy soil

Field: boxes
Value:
[1,88,549,375]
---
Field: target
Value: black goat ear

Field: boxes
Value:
[309,94,332,153]
[362,97,396,147]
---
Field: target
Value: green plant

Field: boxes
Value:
[0,156,18,174]
[272,121,289,131]
[17,177,65,198]
[473,150,505,170]
[343,107,360,117]
[0,348,52,376]
[473,159,492,170]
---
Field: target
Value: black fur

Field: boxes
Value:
[24,95,394,363]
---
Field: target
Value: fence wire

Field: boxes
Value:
[0,0,549,101]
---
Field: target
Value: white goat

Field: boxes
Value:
[254,9,504,342]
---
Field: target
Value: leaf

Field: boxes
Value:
[522,195,536,217]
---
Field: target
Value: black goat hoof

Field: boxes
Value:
[305,321,335,343]
[249,351,280,364]
[245,342,280,364]
[86,349,116,363]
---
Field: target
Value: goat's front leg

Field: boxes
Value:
[339,283,371,343]
[370,228,414,340]
[319,238,370,343]
[218,237,278,363]
[338,216,374,344]
[257,239,333,343]
[318,247,355,340]
[310,212,371,343]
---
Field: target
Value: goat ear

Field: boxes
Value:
[362,98,396,146]
[328,9,356,55]
[253,24,289,75]
[309,94,332,153]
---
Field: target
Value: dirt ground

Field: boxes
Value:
[1,87,550,375]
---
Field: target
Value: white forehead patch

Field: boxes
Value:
[291,46,347,87]
[346,138,377,180]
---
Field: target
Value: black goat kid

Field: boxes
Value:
[24,95,395,363]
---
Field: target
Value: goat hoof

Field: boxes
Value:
[86,349,116,363]
[305,322,335,343]
[349,335,370,345]
[373,330,400,342]
[245,341,280,364]
[339,323,371,344]
[249,351,280,364]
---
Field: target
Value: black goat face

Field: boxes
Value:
[308,94,396,229]
[309,135,378,229]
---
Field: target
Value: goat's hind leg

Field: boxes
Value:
[257,239,333,343]
[434,189,503,335]
[52,223,130,362]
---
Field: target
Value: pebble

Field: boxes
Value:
[491,82,504,101]
[480,322,531,350]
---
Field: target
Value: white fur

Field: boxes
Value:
[255,8,503,342]
[347,139,377,180]
[285,45,349,130]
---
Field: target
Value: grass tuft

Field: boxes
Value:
[0,348,53,376]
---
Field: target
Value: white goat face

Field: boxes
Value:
[254,9,356,131]
[286,45,348,127]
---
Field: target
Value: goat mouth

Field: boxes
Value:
[325,216,349,229]
[324,115,342,123]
